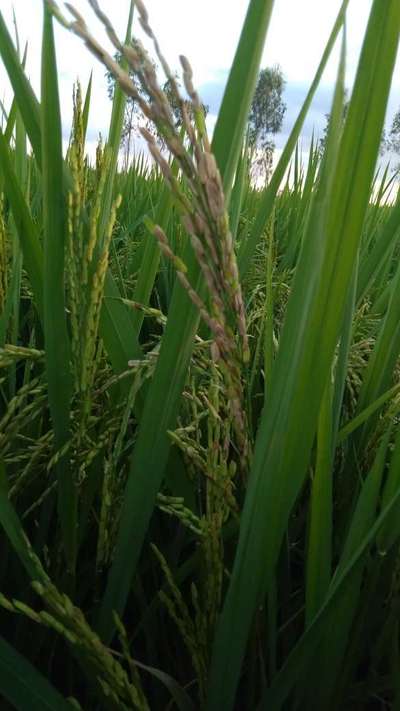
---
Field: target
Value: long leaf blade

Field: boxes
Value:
[41,5,75,569]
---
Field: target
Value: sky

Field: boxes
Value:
[1,0,400,164]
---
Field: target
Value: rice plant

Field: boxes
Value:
[0,0,400,709]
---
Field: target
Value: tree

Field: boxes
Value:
[106,47,149,168]
[106,50,208,167]
[247,65,286,181]
[386,108,400,168]
[319,95,349,155]
[320,93,387,158]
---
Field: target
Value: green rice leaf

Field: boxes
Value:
[208,3,400,706]
[262,448,399,709]
[238,0,349,277]
[0,10,42,165]
[0,130,44,321]
[41,5,75,570]
[0,635,72,711]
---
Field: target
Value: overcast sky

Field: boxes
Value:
[1,0,400,162]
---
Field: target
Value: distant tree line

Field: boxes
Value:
[109,54,400,178]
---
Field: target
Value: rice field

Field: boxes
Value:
[1,0,400,708]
